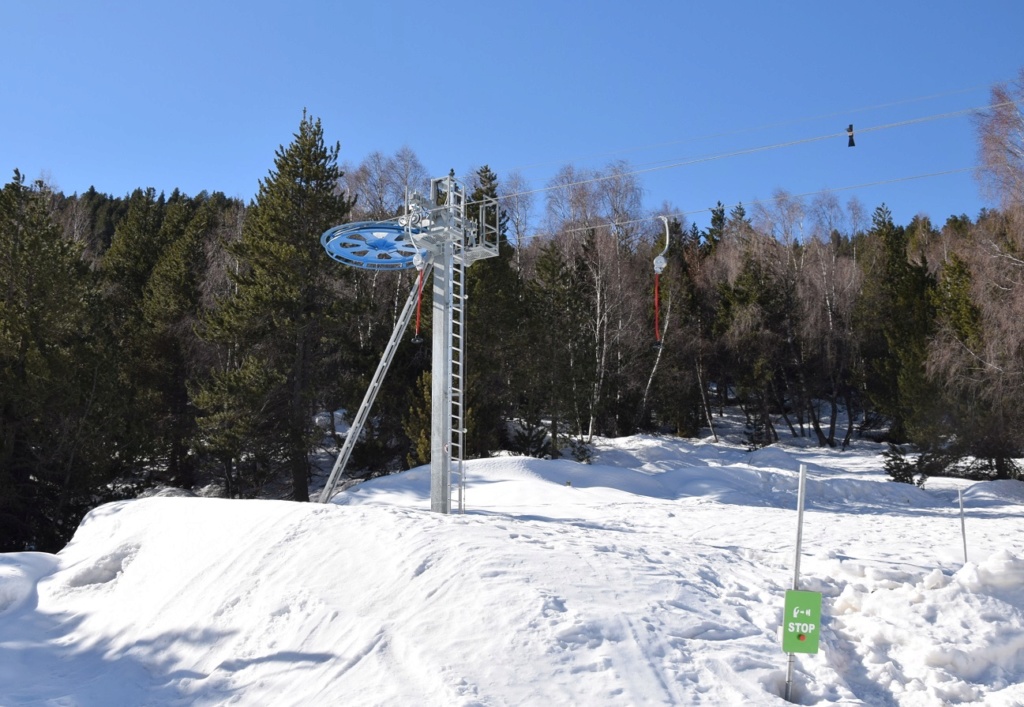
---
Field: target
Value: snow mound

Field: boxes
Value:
[1,435,1023,705]
[0,554,56,614]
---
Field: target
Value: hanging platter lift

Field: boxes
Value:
[652,215,670,348]
[318,174,500,513]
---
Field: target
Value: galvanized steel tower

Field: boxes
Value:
[318,172,499,513]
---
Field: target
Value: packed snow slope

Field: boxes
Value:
[2,434,1024,706]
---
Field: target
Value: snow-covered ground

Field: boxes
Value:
[2,432,1024,706]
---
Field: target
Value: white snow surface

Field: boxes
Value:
[2,435,1024,706]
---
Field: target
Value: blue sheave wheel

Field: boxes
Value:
[321,221,423,270]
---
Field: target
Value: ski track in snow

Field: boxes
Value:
[1,434,1024,705]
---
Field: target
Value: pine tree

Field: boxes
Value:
[463,166,520,456]
[857,205,937,443]
[99,187,178,475]
[523,240,590,455]
[0,172,112,550]
[404,371,432,467]
[705,202,726,253]
[142,193,234,488]
[923,250,1020,479]
[196,112,354,501]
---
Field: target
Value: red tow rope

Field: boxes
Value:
[653,272,662,343]
[413,267,427,340]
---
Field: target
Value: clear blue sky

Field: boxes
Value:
[3,1,1022,232]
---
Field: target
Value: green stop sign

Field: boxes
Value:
[782,590,822,654]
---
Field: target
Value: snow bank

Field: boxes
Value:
[1,436,1023,705]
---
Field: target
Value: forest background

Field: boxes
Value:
[3,75,1024,553]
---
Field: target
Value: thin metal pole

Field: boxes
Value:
[793,463,807,591]
[785,654,796,702]
[785,463,808,702]
[959,488,968,564]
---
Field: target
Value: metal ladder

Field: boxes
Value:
[450,241,467,513]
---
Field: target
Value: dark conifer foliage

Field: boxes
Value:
[0,172,116,550]
[463,166,520,457]
[195,111,354,501]
[6,77,1024,549]
[857,206,938,443]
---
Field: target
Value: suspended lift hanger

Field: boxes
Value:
[411,255,428,345]
[652,215,670,348]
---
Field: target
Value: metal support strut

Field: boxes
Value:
[318,270,430,503]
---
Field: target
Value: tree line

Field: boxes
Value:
[3,75,1024,552]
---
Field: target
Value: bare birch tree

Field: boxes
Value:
[976,68,1024,209]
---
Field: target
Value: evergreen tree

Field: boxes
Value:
[932,254,982,350]
[705,202,726,253]
[522,240,591,454]
[0,172,114,550]
[715,247,788,445]
[142,193,232,488]
[404,370,432,468]
[919,249,1021,480]
[51,186,129,265]
[196,112,354,501]
[463,165,521,456]
[857,205,937,443]
[99,187,177,475]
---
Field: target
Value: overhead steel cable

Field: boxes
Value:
[508,82,1000,174]
[515,166,977,243]
[367,98,1016,232]
[482,100,1016,211]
